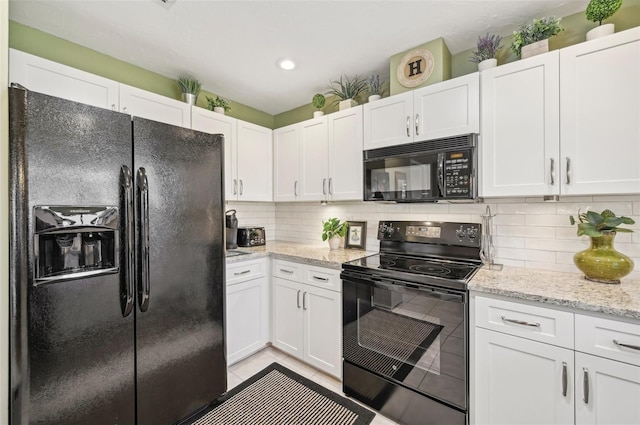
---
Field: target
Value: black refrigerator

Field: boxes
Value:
[9,87,227,425]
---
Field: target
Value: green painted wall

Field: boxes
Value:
[389,37,451,96]
[8,21,274,128]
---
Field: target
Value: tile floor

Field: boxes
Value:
[227,345,399,425]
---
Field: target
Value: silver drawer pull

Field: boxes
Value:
[280,269,294,274]
[583,368,589,404]
[312,275,329,281]
[561,362,568,397]
[234,270,251,276]
[613,339,640,351]
[501,316,540,328]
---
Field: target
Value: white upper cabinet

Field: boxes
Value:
[273,123,301,202]
[560,27,640,196]
[236,120,273,202]
[480,51,560,197]
[299,116,329,201]
[364,74,479,150]
[191,107,237,199]
[328,106,363,201]
[119,84,190,128]
[9,48,119,110]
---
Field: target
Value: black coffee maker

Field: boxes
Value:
[225,209,238,249]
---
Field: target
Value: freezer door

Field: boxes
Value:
[133,118,226,424]
[9,88,135,425]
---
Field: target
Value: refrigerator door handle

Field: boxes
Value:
[137,167,151,312]
[121,165,135,317]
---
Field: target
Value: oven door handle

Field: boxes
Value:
[369,276,465,304]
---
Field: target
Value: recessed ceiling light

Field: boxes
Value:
[277,59,296,71]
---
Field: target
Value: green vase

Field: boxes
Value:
[573,232,634,284]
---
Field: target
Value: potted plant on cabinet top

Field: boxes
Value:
[206,95,231,114]
[312,93,326,118]
[512,17,563,59]
[366,74,385,102]
[569,209,635,284]
[326,75,367,111]
[469,33,502,71]
[585,0,622,41]
[322,217,348,250]
[177,75,201,105]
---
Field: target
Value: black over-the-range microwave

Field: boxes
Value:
[363,133,478,202]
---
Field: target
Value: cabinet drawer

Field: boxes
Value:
[304,265,341,291]
[576,314,640,367]
[273,260,304,281]
[226,259,266,285]
[475,296,574,349]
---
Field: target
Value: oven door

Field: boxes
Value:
[342,272,467,411]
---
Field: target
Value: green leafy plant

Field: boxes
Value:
[312,93,326,110]
[326,75,367,104]
[205,95,231,112]
[586,0,622,25]
[366,74,385,97]
[569,209,635,237]
[469,33,503,63]
[511,17,564,57]
[321,218,348,241]
[177,75,201,96]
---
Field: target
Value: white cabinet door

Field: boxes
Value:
[328,106,363,201]
[560,28,640,195]
[414,72,479,142]
[236,121,273,201]
[575,352,640,425]
[226,276,269,365]
[302,284,341,378]
[363,91,414,150]
[273,123,300,202]
[299,116,329,201]
[272,277,304,358]
[9,48,119,110]
[191,107,237,200]
[119,84,190,128]
[480,51,560,197]
[474,328,574,425]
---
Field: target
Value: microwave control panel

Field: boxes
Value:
[443,150,471,196]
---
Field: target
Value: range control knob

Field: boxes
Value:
[468,227,479,241]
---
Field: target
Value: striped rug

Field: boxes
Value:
[192,363,374,425]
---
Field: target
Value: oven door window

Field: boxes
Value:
[343,280,466,409]
[364,154,438,202]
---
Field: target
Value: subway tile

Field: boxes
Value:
[492,257,525,268]
[408,203,450,214]
[493,214,525,226]
[524,261,578,274]
[492,236,525,249]
[556,202,633,216]
[497,203,557,215]
[525,214,573,227]
[494,247,556,262]
[496,226,556,239]
[525,238,588,253]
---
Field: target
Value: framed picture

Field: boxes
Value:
[345,221,367,249]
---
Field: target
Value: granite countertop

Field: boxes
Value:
[469,266,640,320]
[225,240,375,270]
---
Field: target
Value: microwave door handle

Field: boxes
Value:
[437,153,445,196]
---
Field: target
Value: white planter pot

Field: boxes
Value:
[313,110,324,118]
[328,236,341,250]
[478,58,498,72]
[521,38,549,59]
[213,107,225,114]
[586,23,615,41]
[368,94,381,103]
[182,93,197,105]
[338,98,357,111]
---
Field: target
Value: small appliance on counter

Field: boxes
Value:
[225,209,238,249]
[237,227,266,247]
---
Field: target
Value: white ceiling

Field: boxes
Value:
[9,0,589,115]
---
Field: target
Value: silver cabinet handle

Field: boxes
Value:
[583,368,589,404]
[112,104,116,111]
[322,178,327,195]
[613,339,640,351]
[294,180,298,197]
[500,316,540,328]
[280,268,294,274]
[233,179,237,195]
[550,158,555,185]
[562,362,567,397]
[406,116,410,137]
[123,106,128,113]
[303,292,307,310]
[297,290,301,308]
[328,177,333,195]
[566,157,571,185]
[239,179,243,196]
[312,275,329,282]
[415,114,419,135]
[233,269,251,276]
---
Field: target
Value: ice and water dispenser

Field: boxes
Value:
[34,206,119,283]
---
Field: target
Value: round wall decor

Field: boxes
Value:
[396,48,435,88]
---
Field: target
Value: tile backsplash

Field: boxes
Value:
[229,196,640,280]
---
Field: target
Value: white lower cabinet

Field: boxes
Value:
[272,260,341,378]
[226,259,269,365]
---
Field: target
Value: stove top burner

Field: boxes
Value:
[409,264,452,277]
